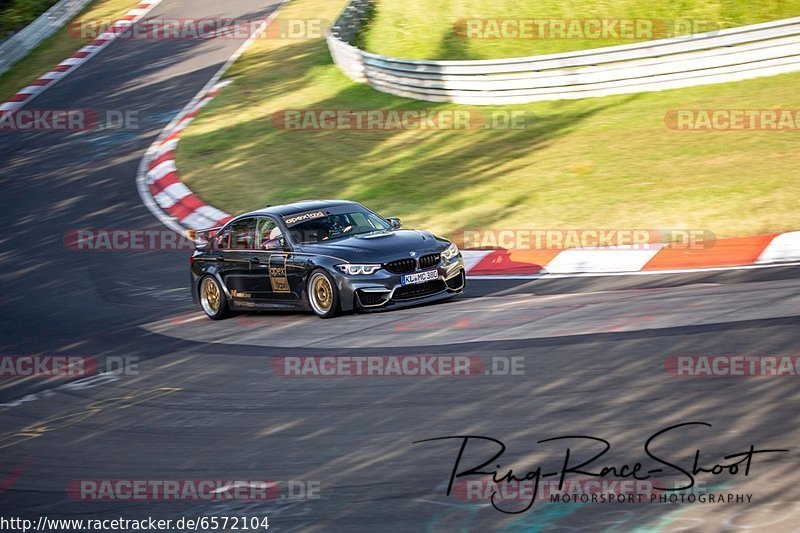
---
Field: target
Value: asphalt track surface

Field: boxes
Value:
[1,1,800,531]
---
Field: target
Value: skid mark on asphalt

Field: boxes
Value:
[0,372,124,410]
[106,281,191,304]
[0,387,181,450]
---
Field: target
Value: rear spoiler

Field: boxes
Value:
[185,226,221,246]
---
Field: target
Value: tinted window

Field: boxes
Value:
[288,209,391,244]
[215,228,231,249]
[229,218,257,250]
[256,217,283,250]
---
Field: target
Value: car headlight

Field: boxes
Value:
[336,264,382,275]
[441,242,460,260]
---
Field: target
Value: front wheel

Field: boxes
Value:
[199,275,231,320]
[307,269,340,318]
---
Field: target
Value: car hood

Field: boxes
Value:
[297,230,448,263]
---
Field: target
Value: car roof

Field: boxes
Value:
[241,200,359,218]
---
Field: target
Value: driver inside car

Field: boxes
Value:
[262,226,284,250]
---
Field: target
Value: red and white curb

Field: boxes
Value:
[136,0,287,236]
[0,0,163,113]
[462,231,800,277]
[140,80,234,232]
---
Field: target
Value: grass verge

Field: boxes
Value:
[362,0,800,59]
[177,0,800,238]
[2,0,60,36]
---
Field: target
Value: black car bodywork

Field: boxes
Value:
[190,200,465,318]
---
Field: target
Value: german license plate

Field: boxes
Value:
[401,269,438,285]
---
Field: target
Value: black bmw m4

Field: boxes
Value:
[190,200,466,319]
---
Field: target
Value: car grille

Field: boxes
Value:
[419,253,441,269]
[393,280,446,300]
[384,258,417,274]
[357,290,388,307]
[384,254,440,274]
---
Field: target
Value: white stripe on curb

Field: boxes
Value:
[39,71,64,79]
[193,204,229,222]
[154,182,192,205]
[180,211,218,230]
[542,245,667,274]
[58,57,85,66]
[156,139,179,157]
[461,250,492,271]
[147,160,177,183]
[757,231,800,263]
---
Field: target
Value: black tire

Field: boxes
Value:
[306,269,340,318]
[199,275,231,320]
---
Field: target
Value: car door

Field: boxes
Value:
[217,217,258,303]
[250,216,300,303]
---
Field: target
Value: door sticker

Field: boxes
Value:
[269,254,291,292]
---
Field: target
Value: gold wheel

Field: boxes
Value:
[309,272,335,316]
[200,277,222,317]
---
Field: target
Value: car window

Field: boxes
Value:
[288,208,391,243]
[256,217,283,250]
[350,212,369,227]
[350,212,385,230]
[215,228,231,249]
[229,218,257,250]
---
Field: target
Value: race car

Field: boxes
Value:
[189,200,465,319]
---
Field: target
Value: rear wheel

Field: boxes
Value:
[199,275,231,320]
[307,269,340,318]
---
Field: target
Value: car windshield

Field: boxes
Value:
[288,208,391,244]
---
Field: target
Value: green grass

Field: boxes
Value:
[177,0,800,238]
[1,0,60,36]
[362,0,800,59]
[0,0,138,101]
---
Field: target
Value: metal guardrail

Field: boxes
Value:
[327,2,800,104]
[0,0,94,77]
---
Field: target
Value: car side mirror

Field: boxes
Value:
[387,217,401,229]
[278,236,290,251]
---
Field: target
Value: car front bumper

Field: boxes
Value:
[337,255,466,311]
